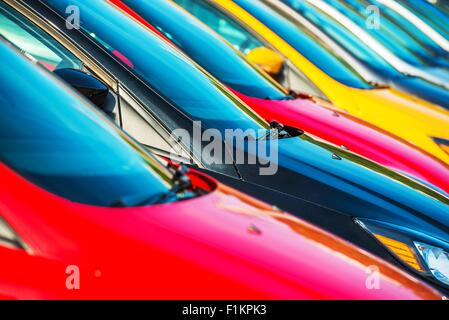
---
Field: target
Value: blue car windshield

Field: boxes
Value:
[44,0,269,133]
[234,0,373,89]
[0,41,173,207]
[398,0,449,42]
[121,0,288,100]
[324,0,427,66]
[284,0,400,78]
[370,0,447,57]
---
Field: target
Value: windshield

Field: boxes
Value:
[398,0,449,41]
[234,0,372,89]
[322,0,426,66]
[121,0,288,100]
[173,0,330,100]
[0,1,83,71]
[283,0,400,78]
[174,0,266,54]
[0,39,174,207]
[44,0,269,133]
[371,0,447,57]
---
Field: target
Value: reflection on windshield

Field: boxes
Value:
[285,0,400,77]
[323,0,426,66]
[0,39,173,207]
[121,0,289,100]
[371,0,447,57]
[44,0,269,133]
[234,0,373,89]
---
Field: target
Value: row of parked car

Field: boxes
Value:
[1,0,449,299]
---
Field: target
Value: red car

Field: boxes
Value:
[0,38,442,300]
[111,0,449,195]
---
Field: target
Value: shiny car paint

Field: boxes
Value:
[3,163,443,300]
[192,0,449,167]
[282,0,449,111]
[1,39,442,300]
[111,0,449,196]
[11,0,449,294]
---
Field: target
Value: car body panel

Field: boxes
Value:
[112,0,449,195]
[12,0,449,293]
[285,0,449,111]
[202,0,449,166]
[4,40,442,300]
[2,163,443,300]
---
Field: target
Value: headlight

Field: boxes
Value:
[355,218,449,288]
[414,242,449,286]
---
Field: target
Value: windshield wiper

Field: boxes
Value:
[136,165,195,206]
[109,165,197,207]
[257,120,292,141]
[368,80,390,89]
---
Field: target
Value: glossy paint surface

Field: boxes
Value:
[283,0,449,110]
[112,0,449,195]
[234,91,449,194]
[0,163,443,300]
[30,0,449,246]
[205,0,449,166]
[3,40,442,299]
[19,0,449,292]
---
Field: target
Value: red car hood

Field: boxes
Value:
[0,164,442,299]
[234,90,449,195]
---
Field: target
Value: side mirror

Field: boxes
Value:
[53,68,109,109]
[245,47,285,76]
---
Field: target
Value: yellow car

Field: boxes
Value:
[173,0,449,165]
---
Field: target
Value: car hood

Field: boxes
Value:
[234,90,449,194]
[0,164,442,299]
[236,133,449,244]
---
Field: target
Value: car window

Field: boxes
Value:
[0,39,174,207]
[324,0,426,67]
[371,0,447,56]
[122,0,288,100]
[398,0,449,41]
[0,2,82,71]
[234,0,373,89]
[44,0,269,134]
[173,0,329,99]
[173,0,264,54]
[286,0,400,77]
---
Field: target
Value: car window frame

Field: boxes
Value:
[175,0,330,101]
[6,0,204,168]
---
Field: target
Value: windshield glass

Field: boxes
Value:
[371,0,447,56]
[121,0,288,100]
[283,0,400,77]
[398,0,449,41]
[234,0,372,89]
[174,0,266,54]
[173,0,330,100]
[44,0,269,133]
[322,0,426,66]
[0,1,83,71]
[0,40,173,207]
